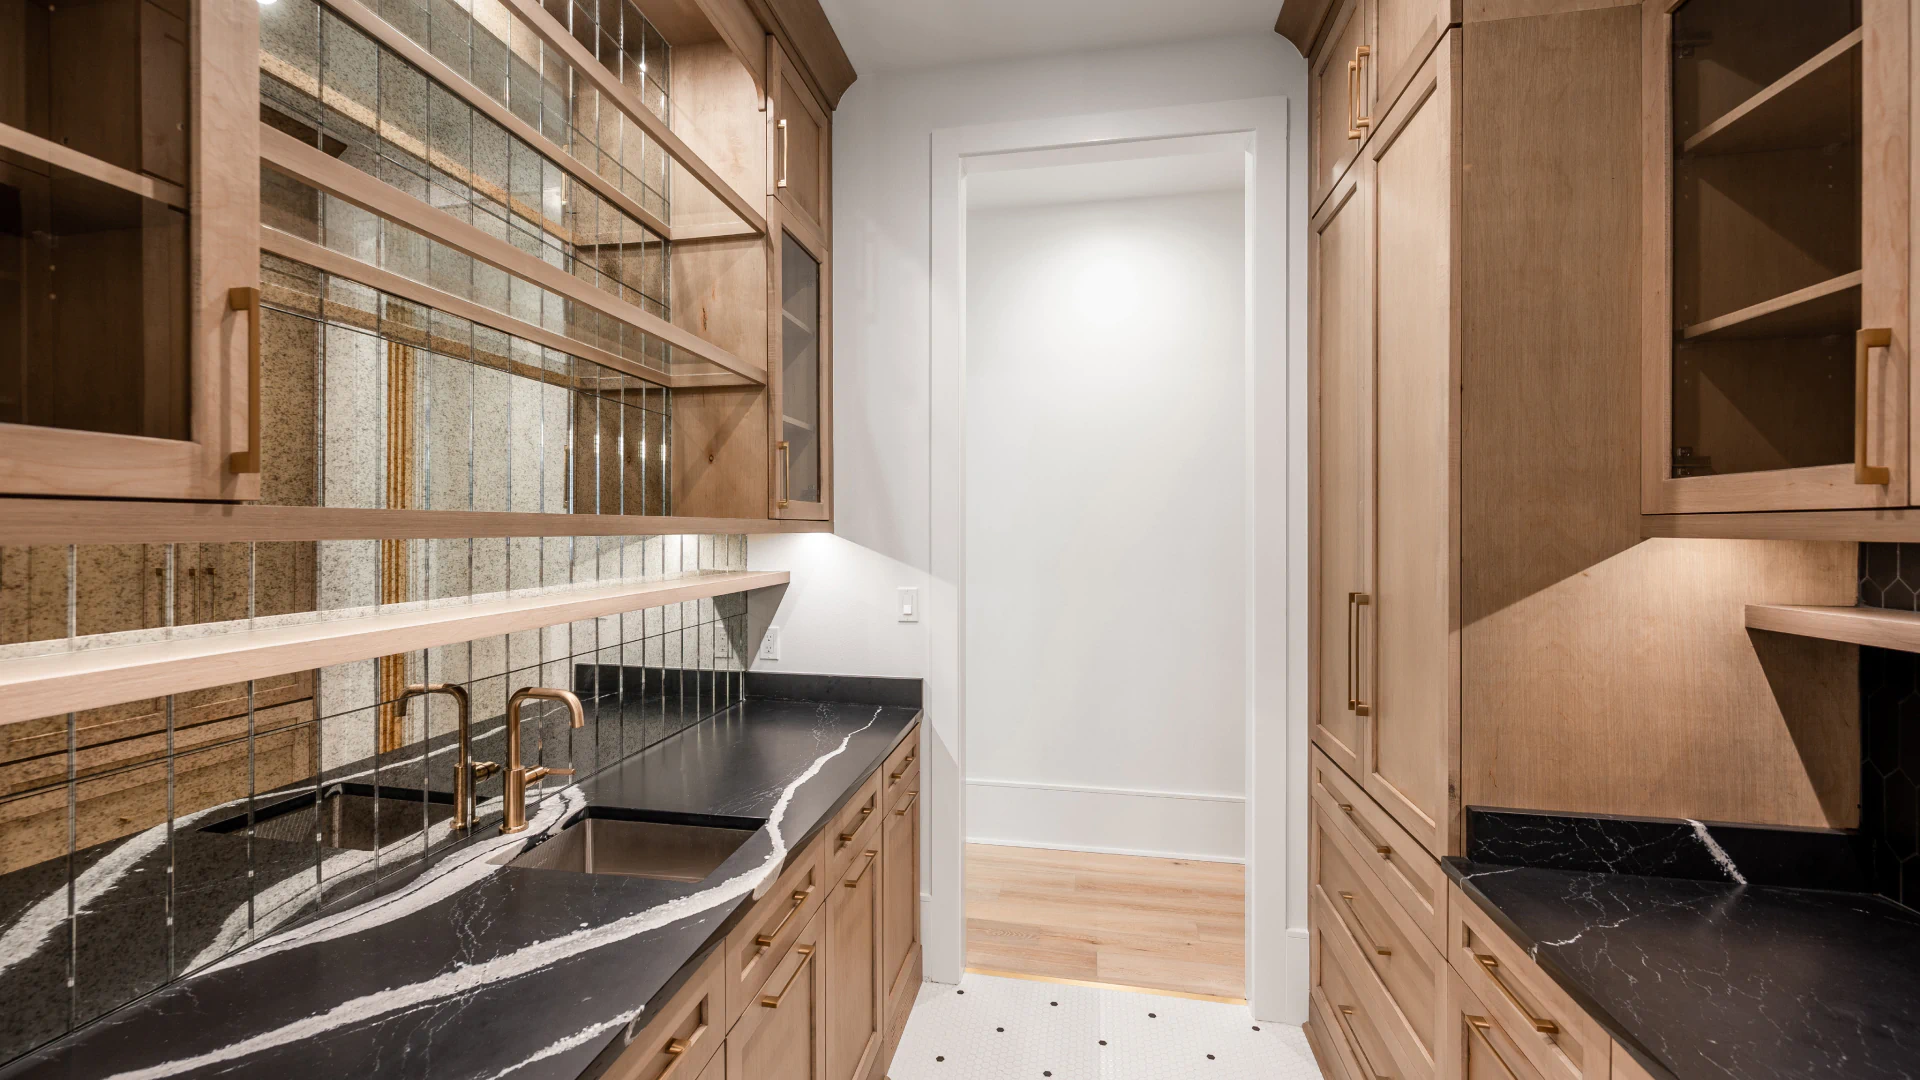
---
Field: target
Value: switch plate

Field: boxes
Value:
[898,587,919,623]
[758,626,780,661]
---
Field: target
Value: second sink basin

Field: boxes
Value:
[499,809,762,883]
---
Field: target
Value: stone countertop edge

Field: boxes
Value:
[1442,858,1681,1080]
[573,711,923,1080]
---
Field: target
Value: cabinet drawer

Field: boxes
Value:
[1312,908,1411,1080]
[1448,883,1609,1080]
[1311,801,1443,1078]
[825,771,883,882]
[1440,967,1552,1080]
[1312,746,1445,948]
[723,829,826,1032]
[882,725,920,806]
[605,945,726,1080]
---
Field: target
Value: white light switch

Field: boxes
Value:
[898,587,919,622]
[758,626,781,661]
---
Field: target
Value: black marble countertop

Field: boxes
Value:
[1447,858,1920,1080]
[0,697,919,1080]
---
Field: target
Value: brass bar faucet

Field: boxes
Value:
[502,686,584,834]
[398,683,496,830]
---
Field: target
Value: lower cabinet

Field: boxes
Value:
[826,819,884,1080]
[727,907,828,1080]
[607,725,923,1080]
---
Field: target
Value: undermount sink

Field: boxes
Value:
[203,783,457,851]
[497,809,762,883]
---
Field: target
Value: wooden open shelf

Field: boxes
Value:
[1680,271,1862,341]
[1746,602,1920,652]
[1684,29,1862,157]
[0,570,788,722]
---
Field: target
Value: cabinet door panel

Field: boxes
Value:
[1312,166,1373,782]
[770,40,828,237]
[1311,0,1368,215]
[769,205,831,520]
[1368,37,1457,857]
[1373,0,1452,116]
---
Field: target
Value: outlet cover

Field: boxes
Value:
[758,626,780,661]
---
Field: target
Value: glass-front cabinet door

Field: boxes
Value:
[771,215,829,519]
[0,0,260,500]
[1643,0,1909,513]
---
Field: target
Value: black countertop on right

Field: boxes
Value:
[1447,809,1920,1080]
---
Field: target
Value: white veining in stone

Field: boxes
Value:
[102,710,883,1080]
[1686,819,1747,886]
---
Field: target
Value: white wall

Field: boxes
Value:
[961,192,1247,863]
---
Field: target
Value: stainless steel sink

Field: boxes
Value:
[498,810,761,883]
[204,783,456,851]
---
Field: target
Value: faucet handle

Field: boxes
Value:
[470,760,501,783]
[524,766,575,784]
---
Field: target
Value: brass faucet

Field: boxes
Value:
[502,687,584,834]
[398,683,497,829]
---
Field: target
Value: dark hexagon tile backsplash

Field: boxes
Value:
[1859,543,1920,907]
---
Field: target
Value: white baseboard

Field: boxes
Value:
[965,778,1245,863]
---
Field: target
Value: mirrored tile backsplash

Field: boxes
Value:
[0,536,749,1062]
[258,253,671,515]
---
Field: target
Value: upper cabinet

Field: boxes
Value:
[1308,0,1456,216]
[0,0,260,501]
[1644,0,1911,514]
[770,40,829,240]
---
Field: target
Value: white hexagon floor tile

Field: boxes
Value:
[887,973,1324,1080]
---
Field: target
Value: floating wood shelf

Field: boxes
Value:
[1680,271,1861,341]
[1746,602,1920,652]
[0,570,788,723]
[1684,29,1862,157]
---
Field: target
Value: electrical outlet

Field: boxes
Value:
[898,587,919,622]
[758,626,780,661]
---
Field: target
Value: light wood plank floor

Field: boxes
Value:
[964,843,1246,1000]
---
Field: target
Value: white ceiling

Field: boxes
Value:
[968,150,1245,210]
[817,0,1279,74]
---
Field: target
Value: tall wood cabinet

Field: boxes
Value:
[1292,0,1870,1075]
[0,0,260,501]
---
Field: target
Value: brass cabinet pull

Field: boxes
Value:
[844,849,878,888]
[1473,953,1559,1033]
[895,791,919,816]
[760,944,815,1008]
[1335,1005,1390,1080]
[228,286,262,474]
[1856,328,1893,485]
[777,118,790,189]
[1352,46,1373,134]
[1337,802,1392,857]
[1347,592,1371,716]
[777,440,792,508]
[655,1018,708,1080]
[1466,1017,1524,1080]
[754,887,813,950]
[1346,58,1362,141]
[1338,892,1392,957]
[891,752,917,781]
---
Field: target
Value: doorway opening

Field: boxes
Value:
[960,144,1252,1001]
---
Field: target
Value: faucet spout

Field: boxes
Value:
[398,683,486,830]
[501,687,585,834]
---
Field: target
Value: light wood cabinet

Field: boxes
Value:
[1642,0,1912,515]
[1308,0,1459,216]
[1311,33,1458,859]
[1439,969,1550,1080]
[769,40,830,243]
[0,0,259,501]
[824,816,882,1080]
[769,203,832,520]
[1446,884,1609,1080]
[726,906,828,1080]
[604,946,727,1080]
[881,775,921,1010]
